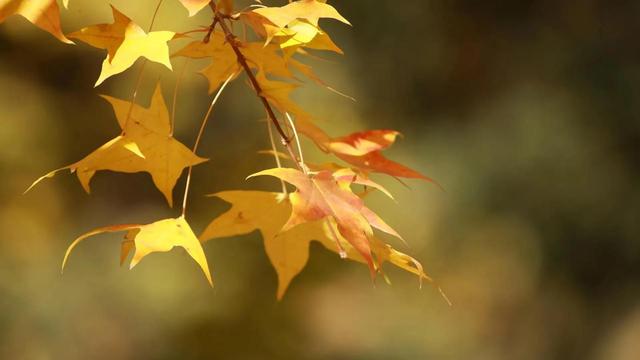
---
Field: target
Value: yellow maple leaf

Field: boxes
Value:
[67,5,174,86]
[174,33,323,94]
[177,0,211,16]
[240,0,349,47]
[26,83,207,206]
[252,0,350,28]
[255,71,310,120]
[63,216,212,285]
[270,19,343,55]
[172,32,241,93]
[0,0,72,43]
[201,191,431,299]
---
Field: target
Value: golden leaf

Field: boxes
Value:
[201,191,430,299]
[68,5,174,86]
[177,0,210,16]
[26,83,207,206]
[174,33,325,94]
[240,0,349,48]
[63,216,212,285]
[0,0,72,43]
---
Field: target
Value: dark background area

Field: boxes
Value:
[1,0,639,359]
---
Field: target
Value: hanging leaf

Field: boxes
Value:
[296,119,437,182]
[173,33,326,94]
[26,83,207,206]
[239,0,350,46]
[201,191,430,298]
[68,5,175,86]
[0,0,72,43]
[63,216,212,285]
[248,168,402,274]
[177,0,211,16]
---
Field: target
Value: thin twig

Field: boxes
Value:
[267,120,288,195]
[171,58,190,135]
[148,0,164,29]
[181,72,236,216]
[284,112,307,174]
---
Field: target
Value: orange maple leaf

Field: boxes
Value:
[296,119,437,182]
[248,168,402,274]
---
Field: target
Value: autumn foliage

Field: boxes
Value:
[4,0,444,300]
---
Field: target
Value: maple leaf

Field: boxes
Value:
[253,0,350,28]
[200,191,431,299]
[26,83,207,206]
[63,216,212,285]
[271,20,343,55]
[247,168,403,274]
[173,33,324,94]
[255,71,310,120]
[240,0,350,48]
[177,0,210,16]
[67,5,174,86]
[0,0,72,43]
[295,118,436,182]
[255,71,356,131]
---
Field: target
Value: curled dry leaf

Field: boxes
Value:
[200,191,431,299]
[0,0,72,43]
[296,119,437,182]
[67,5,174,86]
[26,83,207,206]
[63,216,212,285]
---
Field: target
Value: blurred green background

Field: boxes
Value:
[2,0,640,359]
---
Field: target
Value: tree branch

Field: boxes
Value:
[209,2,304,171]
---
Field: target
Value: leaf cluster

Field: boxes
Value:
[3,0,445,300]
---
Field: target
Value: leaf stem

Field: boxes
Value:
[284,112,307,174]
[148,0,165,30]
[171,58,190,135]
[181,72,236,216]
[267,119,288,195]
